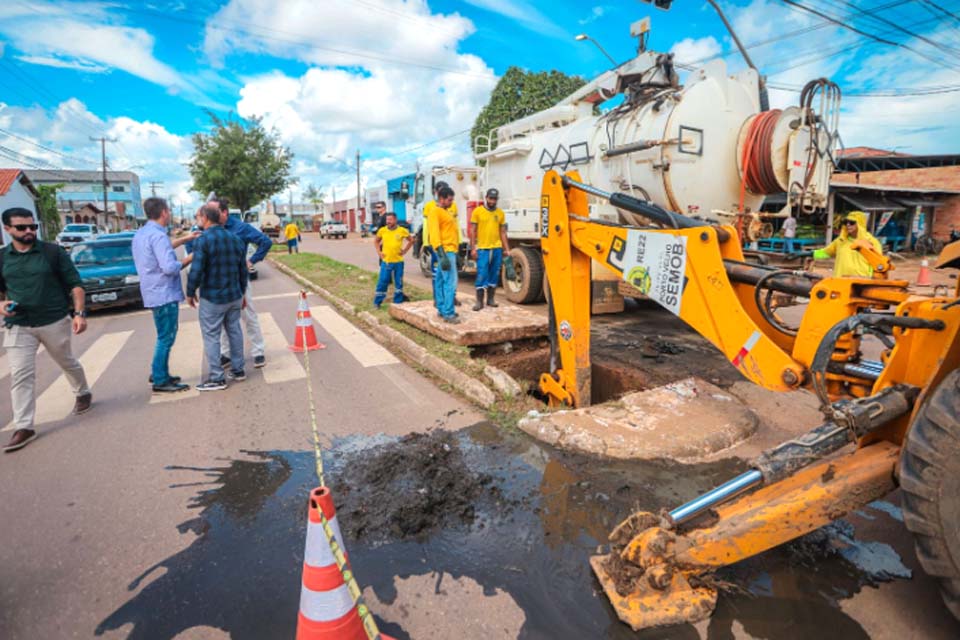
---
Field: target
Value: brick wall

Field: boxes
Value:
[832,165,960,191]
[833,166,960,240]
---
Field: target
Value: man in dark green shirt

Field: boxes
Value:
[0,207,92,453]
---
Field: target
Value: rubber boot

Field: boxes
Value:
[473,289,485,311]
[486,287,499,307]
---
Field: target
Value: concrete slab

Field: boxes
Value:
[388,299,548,346]
[518,377,758,461]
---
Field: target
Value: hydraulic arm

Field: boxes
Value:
[537,170,960,630]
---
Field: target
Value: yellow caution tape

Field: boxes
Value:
[298,300,383,640]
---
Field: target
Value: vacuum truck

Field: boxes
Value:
[473,18,840,303]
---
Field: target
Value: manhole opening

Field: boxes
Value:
[486,347,651,404]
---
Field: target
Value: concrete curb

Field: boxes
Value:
[268,257,499,408]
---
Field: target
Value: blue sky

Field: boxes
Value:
[0,0,958,208]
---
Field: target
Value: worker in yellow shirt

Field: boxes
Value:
[373,212,413,308]
[469,188,512,310]
[422,180,462,308]
[283,220,301,254]
[791,211,882,277]
[421,180,459,249]
[429,186,460,323]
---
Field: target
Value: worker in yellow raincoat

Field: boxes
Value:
[793,211,882,277]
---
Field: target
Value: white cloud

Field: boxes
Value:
[204,0,476,71]
[14,55,109,73]
[670,36,721,65]
[579,6,606,26]
[0,99,198,209]
[463,0,568,38]
[213,0,497,197]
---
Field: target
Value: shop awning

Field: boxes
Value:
[837,192,906,212]
[895,197,945,208]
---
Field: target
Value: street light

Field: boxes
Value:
[575,33,618,67]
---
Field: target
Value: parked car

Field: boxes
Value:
[319,220,348,239]
[100,231,136,239]
[70,238,142,310]
[57,223,102,249]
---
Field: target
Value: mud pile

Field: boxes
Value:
[332,431,502,543]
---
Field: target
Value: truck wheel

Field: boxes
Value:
[504,245,544,304]
[900,368,960,621]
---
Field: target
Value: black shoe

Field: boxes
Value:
[220,354,231,367]
[148,375,182,384]
[486,288,499,307]
[152,381,190,393]
[197,379,227,392]
[253,355,266,368]
[454,297,461,306]
[473,289,484,311]
[74,392,92,415]
[227,369,246,381]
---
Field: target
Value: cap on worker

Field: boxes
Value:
[486,188,499,199]
[435,180,449,191]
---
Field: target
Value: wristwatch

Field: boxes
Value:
[71,310,87,318]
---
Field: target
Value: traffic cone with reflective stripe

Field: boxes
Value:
[290,291,325,352]
[296,487,394,640]
[916,259,932,286]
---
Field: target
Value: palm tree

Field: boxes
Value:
[303,183,326,215]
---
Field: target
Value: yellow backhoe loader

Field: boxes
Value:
[537,169,960,630]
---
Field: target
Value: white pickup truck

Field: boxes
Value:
[319,220,348,239]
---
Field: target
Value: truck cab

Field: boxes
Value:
[408,166,481,277]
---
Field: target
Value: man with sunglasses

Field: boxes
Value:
[791,210,882,277]
[0,207,92,453]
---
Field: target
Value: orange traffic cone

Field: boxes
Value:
[916,259,932,286]
[296,487,395,640]
[290,291,325,352]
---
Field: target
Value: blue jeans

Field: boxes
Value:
[199,297,244,380]
[374,261,405,306]
[150,301,180,385]
[475,247,503,290]
[433,253,458,318]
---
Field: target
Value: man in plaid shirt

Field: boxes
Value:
[186,204,248,391]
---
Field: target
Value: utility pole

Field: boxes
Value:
[90,136,117,230]
[356,148,362,225]
[289,189,294,220]
[148,181,164,197]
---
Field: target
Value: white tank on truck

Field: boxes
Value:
[474,31,839,303]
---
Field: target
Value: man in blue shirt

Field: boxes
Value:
[217,199,272,369]
[131,198,197,393]
[186,204,248,391]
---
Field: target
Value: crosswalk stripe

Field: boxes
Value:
[310,306,399,368]
[258,312,306,384]
[252,292,299,302]
[3,331,133,431]
[149,321,203,404]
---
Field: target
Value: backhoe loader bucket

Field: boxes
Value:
[589,552,717,630]
[591,442,901,631]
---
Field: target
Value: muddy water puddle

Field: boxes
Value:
[97,424,911,639]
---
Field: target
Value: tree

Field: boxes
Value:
[470,67,587,154]
[303,183,326,213]
[36,184,62,239]
[188,112,295,213]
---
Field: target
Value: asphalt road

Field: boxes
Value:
[0,260,487,639]
[1,242,958,639]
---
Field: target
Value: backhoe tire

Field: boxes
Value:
[503,245,544,304]
[900,368,960,621]
[418,245,433,278]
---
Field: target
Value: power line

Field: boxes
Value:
[780,0,960,73]
[768,81,960,96]
[829,0,960,59]
[922,0,960,23]
[0,127,90,167]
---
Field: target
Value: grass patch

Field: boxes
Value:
[273,253,485,378]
